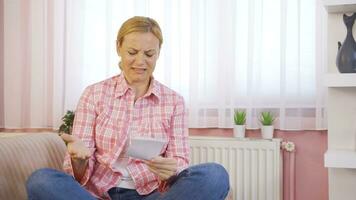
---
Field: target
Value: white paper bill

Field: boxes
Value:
[127,137,166,160]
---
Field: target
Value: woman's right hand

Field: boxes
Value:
[60,133,91,160]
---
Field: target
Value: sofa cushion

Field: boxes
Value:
[0,133,66,200]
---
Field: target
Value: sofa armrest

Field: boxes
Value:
[0,133,66,200]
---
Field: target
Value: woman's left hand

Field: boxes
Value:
[144,156,177,181]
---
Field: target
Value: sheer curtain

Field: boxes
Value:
[2,0,325,130]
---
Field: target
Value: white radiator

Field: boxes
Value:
[189,136,282,200]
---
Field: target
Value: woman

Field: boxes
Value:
[26,16,229,200]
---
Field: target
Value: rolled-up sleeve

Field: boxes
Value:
[165,96,189,173]
[63,86,97,185]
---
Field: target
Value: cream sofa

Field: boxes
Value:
[0,133,66,200]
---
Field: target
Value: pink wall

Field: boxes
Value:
[189,128,328,200]
[0,0,4,128]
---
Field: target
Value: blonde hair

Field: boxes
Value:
[116,16,163,51]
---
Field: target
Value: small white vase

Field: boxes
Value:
[261,125,274,139]
[233,125,246,138]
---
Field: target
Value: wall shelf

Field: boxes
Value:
[324,73,356,87]
[323,0,356,13]
[325,149,356,168]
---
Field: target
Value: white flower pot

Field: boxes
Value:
[261,125,274,139]
[233,125,246,138]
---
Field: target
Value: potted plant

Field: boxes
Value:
[233,110,246,138]
[58,110,75,135]
[259,111,275,139]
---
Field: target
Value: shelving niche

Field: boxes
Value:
[323,1,356,200]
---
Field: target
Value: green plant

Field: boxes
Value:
[259,111,275,126]
[59,110,75,135]
[234,110,246,125]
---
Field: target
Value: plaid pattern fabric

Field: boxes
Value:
[63,74,189,199]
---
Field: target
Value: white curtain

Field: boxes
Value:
[2,0,326,130]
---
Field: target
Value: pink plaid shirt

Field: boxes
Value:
[63,74,189,199]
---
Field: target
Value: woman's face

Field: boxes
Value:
[118,32,160,86]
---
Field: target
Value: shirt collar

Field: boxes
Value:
[114,74,161,102]
[114,74,129,98]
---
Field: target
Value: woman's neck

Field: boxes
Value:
[127,79,151,101]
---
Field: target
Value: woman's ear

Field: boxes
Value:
[116,40,121,57]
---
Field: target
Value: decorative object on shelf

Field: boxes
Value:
[259,111,275,139]
[281,141,296,152]
[336,13,356,73]
[233,110,246,138]
[58,110,75,135]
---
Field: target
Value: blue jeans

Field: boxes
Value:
[26,163,230,200]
